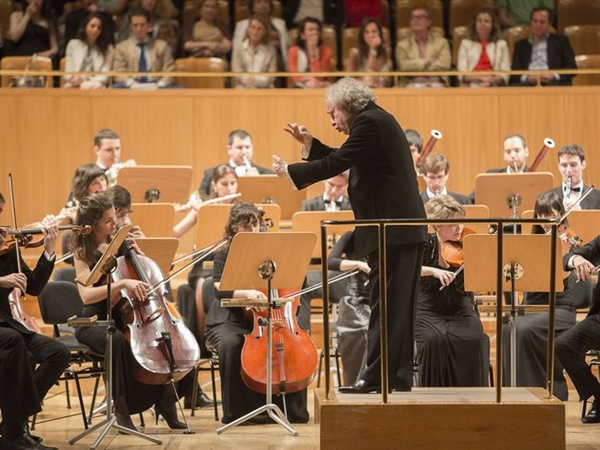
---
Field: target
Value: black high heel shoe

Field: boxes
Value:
[154,404,187,430]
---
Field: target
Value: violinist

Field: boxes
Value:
[420,154,472,205]
[502,191,577,401]
[0,193,70,450]
[543,144,600,211]
[71,193,185,431]
[556,228,600,424]
[205,202,309,424]
[415,195,490,387]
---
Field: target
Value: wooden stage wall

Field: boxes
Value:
[1,86,599,224]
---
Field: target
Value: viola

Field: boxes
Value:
[112,239,200,385]
[240,288,318,395]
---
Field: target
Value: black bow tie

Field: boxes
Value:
[570,186,581,192]
[324,199,342,208]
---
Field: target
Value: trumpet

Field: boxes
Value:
[527,138,555,172]
[414,129,443,171]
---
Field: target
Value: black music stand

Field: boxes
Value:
[463,233,562,392]
[215,232,316,435]
[68,225,162,449]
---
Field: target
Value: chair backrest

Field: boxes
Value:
[289,24,338,69]
[53,266,77,283]
[235,0,282,22]
[448,0,495,33]
[451,25,469,67]
[557,0,600,33]
[341,26,391,69]
[396,0,444,31]
[0,0,12,40]
[0,56,54,88]
[396,25,444,42]
[564,25,600,57]
[574,54,600,86]
[38,281,85,328]
[175,57,227,88]
[507,25,556,60]
[59,57,66,87]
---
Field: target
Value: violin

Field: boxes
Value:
[112,237,200,384]
[440,227,476,269]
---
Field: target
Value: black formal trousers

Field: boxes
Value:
[555,313,600,401]
[0,326,42,426]
[360,242,424,389]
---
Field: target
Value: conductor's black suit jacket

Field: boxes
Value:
[288,101,426,258]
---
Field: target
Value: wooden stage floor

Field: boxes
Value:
[30,382,599,450]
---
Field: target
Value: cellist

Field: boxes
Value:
[71,193,185,431]
[205,201,309,425]
[0,192,70,449]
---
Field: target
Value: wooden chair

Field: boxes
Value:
[574,54,600,86]
[396,0,444,31]
[341,26,391,69]
[174,57,227,88]
[507,25,556,60]
[556,0,600,33]
[564,25,600,57]
[448,0,494,33]
[59,57,66,87]
[451,25,468,67]
[0,55,54,88]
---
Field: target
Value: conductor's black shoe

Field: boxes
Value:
[184,391,215,409]
[0,433,58,450]
[22,421,42,443]
[582,400,600,424]
[338,379,381,394]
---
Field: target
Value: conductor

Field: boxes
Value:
[273,77,426,393]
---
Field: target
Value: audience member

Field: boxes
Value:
[287,16,334,88]
[420,154,471,205]
[544,144,600,211]
[496,0,555,29]
[113,7,175,88]
[457,8,510,87]
[6,0,58,59]
[345,16,392,88]
[64,12,114,89]
[509,7,576,87]
[183,0,231,59]
[64,0,114,53]
[117,0,179,52]
[231,15,277,88]
[197,129,274,198]
[416,195,489,387]
[395,7,450,88]
[502,191,576,400]
[301,171,351,212]
[283,0,343,31]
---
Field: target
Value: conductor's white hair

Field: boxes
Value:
[325,78,377,114]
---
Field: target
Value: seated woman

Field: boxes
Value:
[502,191,578,400]
[416,195,490,387]
[457,8,510,87]
[59,163,109,223]
[72,193,186,430]
[6,0,58,59]
[231,15,277,88]
[345,16,392,88]
[183,0,231,59]
[64,12,114,90]
[205,201,309,424]
[287,16,333,89]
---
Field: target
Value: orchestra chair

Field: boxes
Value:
[564,25,600,56]
[451,25,468,67]
[396,25,444,42]
[341,26,391,69]
[174,57,227,88]
[289,24,338,70]
[395,0,444,31]
[234,0,281,22]
[34,281,106,431]
[0,55,54,88]
[448,0,494,34]
[574,55,600,86]
[556,0,600,33]
[507,25,556,60]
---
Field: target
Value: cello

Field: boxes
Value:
[112,237,200,385]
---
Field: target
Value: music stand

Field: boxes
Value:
[463,234,562,391]
[117,165,193,204]
[129,203,176,237]
[215,232,316,436]
[236,175,306,221]
[474,173,554,218]
[69,224,162,449]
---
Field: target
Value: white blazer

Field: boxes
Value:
[64,39,114,86]
[457,38,510,85]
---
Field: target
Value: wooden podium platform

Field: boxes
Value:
[315,387,565,450]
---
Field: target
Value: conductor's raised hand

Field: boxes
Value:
[284,123,313,148]
[272,155,289,178]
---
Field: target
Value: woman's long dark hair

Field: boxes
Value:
[296,16,323,50]
[72,193,113,266]
[358,17,386,60]
[75,12,113,56]
[224,201,260,244]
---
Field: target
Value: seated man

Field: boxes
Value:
[113,7,174,89]
[489,133,530,174]
[420,153,471,205]
[396,7,451,88]
[197,129,274,198]
[509,7,576,86]
[302,171,351,212]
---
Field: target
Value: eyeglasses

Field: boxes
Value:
[410,14,430,20]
